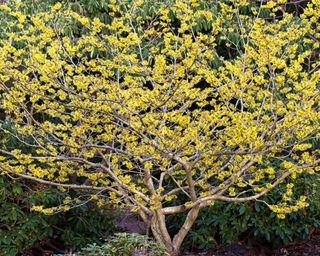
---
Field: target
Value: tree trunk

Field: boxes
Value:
[172,206,200,253]
[150,210,176,255]
[147,207,201,256]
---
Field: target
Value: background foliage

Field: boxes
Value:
[0,168,116,255]
[167,174,320,252]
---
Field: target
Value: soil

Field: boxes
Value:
[184,232,320,256]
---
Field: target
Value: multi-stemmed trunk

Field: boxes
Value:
[141,206,201,256]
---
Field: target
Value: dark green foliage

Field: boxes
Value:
[0,176,49,256]
[167,176,320,252]
[56,203,117,249]
[0,175,117,256]
[0,0,112,40]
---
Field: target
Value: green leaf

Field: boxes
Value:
[239,205,246,215]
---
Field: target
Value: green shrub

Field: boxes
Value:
[0,174,117,256]
[167,175,320,251]
[0,176,49,256]
[76,233,165,256]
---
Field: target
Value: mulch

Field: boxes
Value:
[184,233,320,256]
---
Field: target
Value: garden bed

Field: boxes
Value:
[185,231,320,256]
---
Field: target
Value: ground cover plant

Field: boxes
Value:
[78,233,165,256]
[0,0,320,255]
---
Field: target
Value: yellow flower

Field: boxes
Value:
[52,2,62,11]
